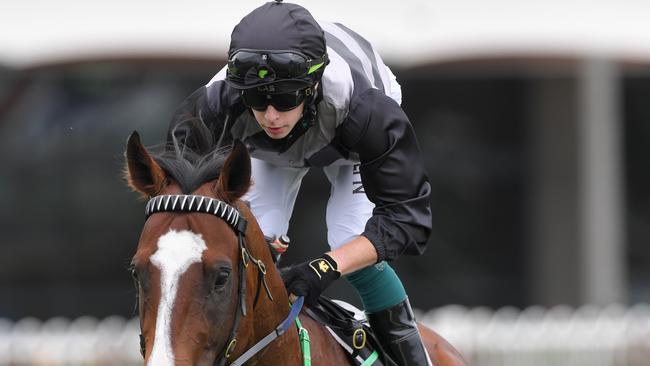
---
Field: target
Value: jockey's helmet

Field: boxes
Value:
[225,1,328,96]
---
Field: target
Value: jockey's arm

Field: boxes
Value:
[326,236,377,275]
[339,88,432,263]
[167,80,244,152]
[286,236,376,303]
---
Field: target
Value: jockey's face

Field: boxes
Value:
[251,102,305,139]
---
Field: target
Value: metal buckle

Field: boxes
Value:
[352,328,366,350]
[225,338,237,358]
[257,259,267,275]
[241,248,249,268]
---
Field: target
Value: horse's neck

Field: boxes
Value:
[245,275,302,364]
[238,206,303,363]
[240,209,292,329]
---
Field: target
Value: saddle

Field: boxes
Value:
[305,296,396,366]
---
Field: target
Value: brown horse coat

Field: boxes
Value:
[125,132,467,365]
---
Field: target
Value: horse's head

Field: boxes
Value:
[124,131,286,366]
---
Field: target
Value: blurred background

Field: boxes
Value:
[1,0,650,364]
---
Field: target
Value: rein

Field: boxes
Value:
[142,194,304,365]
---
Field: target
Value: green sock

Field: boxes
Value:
[345,261,407,313]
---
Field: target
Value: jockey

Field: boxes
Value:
[167,2,433,365]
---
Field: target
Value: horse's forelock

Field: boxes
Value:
[150,143,231,195]
[149,116,234,195]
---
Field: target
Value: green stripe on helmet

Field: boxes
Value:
[307,62,325,75]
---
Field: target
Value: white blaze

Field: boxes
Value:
[147,230,207,365]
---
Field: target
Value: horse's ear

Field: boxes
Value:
[124,131,167,199]
[215,140,251,202]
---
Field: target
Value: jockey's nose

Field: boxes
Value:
[265,105,281,122]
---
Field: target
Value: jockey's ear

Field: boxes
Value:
[215,140,251,202]
[124,131,167,199]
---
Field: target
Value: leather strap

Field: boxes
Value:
[228,297,305,366]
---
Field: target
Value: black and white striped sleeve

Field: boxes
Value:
[339,88,432,262]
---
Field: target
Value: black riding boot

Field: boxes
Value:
[367,298,432,366]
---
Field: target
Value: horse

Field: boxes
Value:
[124,130,468,366]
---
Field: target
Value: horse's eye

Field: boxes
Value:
[213,271,230,291]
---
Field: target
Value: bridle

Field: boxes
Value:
[140,194,304,366]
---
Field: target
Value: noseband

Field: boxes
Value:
[141,194,301,366]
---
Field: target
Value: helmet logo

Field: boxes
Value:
[257,85,276,92]
[258,68,269,79]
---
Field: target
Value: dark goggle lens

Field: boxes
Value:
[227,51,263,77]
[265,52,310,78]
[228,50,323,79]
[242,89,307,112]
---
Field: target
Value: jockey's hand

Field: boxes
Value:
[281,253,341,306]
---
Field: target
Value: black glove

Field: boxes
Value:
[281,253,341,306]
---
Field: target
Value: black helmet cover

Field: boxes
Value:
[226,1,328,92]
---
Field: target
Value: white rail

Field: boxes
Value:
[0,316,142,365]
[420,303,650,366]
[1,304,650,365]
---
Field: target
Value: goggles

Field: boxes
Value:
[227,49,327,85]
[241,87,313,112]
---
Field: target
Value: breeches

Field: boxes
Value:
[243,158,407,313]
